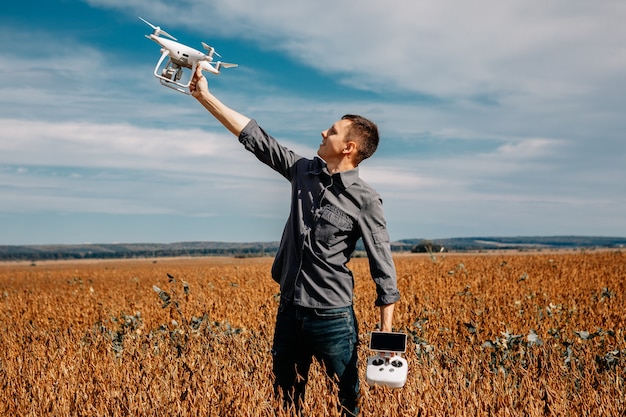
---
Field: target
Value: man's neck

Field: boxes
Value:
[325,158,356,175]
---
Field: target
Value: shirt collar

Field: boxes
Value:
[309,157,360,188]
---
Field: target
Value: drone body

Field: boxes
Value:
[140,17,237,94]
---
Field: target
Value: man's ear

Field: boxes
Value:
[343,141,357,155]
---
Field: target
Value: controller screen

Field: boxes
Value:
[369,332,407,352]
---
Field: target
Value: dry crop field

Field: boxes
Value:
[0,250,624,416]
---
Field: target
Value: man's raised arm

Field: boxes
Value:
[190,66,250,137]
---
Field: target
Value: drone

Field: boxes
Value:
[140,17,237,94]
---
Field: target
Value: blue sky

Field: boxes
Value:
[1,0,625,245]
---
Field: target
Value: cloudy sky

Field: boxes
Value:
[1,0,625,245]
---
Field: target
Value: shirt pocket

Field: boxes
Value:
[373,228,390,246]
[314,204,354,247]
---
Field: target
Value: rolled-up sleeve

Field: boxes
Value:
[359,195,400,306]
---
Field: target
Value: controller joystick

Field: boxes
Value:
[372,358,384,366]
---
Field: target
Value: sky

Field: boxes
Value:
[1,0,625,245]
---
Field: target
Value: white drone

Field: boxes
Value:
[140,17,237,94]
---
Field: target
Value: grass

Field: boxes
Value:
[0,251,624,416]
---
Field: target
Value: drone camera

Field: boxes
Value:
[161,66,183,81]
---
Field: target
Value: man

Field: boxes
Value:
[190,67,400,416]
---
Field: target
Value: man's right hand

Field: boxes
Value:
[190,65,208,98]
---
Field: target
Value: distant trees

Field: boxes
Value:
[411,240,447,253]
[2,236,624,261]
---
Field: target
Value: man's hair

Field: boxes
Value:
[342,114,379,164]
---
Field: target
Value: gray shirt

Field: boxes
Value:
[239,120,400,308]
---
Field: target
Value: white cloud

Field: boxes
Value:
[2,1,625,243]
[69,0,626,146]
[494,138,565,160]
[88,1,626,100]
[1,119,235,170]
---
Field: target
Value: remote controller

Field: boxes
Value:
[365,331,408,388]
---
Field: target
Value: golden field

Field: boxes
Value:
[0,251,624,416]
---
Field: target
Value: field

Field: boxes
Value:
[1,251,624,416]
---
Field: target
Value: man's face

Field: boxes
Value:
[318,119,353,162]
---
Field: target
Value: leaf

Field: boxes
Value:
[527,330,543,346]
[463,322,477,334]
[412,317,428,330]
[563,343,574,364]
[156,289,171,308]
[190,315,206,331]
[481,340,495,349]
[575,330,591,340]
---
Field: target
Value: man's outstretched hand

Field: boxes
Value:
[190,65,208,98]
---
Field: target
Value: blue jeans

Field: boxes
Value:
[272,302,360,416]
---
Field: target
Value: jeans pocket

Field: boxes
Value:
[310,307,357,350]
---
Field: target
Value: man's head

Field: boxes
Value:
[341,114,379,164]
[318,115,379,168]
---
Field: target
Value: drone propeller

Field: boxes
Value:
[139,17,177,40]
[201,42,222,58]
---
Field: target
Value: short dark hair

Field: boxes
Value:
[342,114,379,164]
